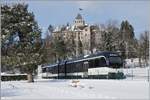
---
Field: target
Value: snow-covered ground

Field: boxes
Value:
[122,67,149,81]
[125,58,148,68]
[1,65,149,99]
[1,79,149,99]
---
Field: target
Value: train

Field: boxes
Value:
[41,51,125,79]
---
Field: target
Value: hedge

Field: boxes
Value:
[1,74,27,81]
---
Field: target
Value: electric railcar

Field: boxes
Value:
[42,51,124,79]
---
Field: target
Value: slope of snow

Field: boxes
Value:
[1,79,149,99]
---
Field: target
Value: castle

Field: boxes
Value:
[52,13,104,56]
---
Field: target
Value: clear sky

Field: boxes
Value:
[2,0,150,39]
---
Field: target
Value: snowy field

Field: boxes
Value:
[1,67,149,99]
[1,79,149,100]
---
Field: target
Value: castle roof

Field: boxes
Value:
[75,13,82,19]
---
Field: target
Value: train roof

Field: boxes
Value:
[67,51,119,64]
[42,63,58,68]
[89,51,119,58]
[42,51,120,68]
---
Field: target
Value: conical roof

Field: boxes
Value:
[75,13,82,19]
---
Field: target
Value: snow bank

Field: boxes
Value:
[1,79,149,99]
[122,67,149,81]
[125,58,147,67]
[1,73,27,76]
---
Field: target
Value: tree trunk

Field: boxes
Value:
[27,73,34,83]
[139,57,142,67]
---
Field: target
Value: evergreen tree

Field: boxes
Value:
[119,20,136,59]
[78,39,83,55]
[41,34,55,64]
[65,33,76,58]
[51,35,67,62]
[99,20,120,52]
[1,4,42,82]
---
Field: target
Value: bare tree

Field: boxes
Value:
[139,31,149,66]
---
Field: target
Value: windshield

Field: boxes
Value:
[109,56,122,63]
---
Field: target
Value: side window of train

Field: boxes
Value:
[83,61,88,71]
[72,63,75,72]
[76,63,79,72]
[46,68,48,72]
[60,65,64,73]
[99,57,106,66]
[55,66,58,74]
[42,68,46,73]
[79,62,83,72]
[68,63,74,73]
[59,65,62,73]
[94,59,100,67]
[89,60,94,68]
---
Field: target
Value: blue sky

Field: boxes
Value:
[2,0,150,39]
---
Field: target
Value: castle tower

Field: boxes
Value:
[74,13,85,28]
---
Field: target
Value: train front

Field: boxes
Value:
[106,52,123,68]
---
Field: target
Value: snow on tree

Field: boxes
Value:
[1,3,42,82]
[119,20,137,59]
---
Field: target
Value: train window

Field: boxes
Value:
[94,59,100,67]
[52,67,58,74]
[59,65,61,73]
[46,67,50,72]
[79,62,85,72]
[60,64,65,73]
[67,63,74,73]
[75,62,81,72]
[42,68,46,73]
[72,63,76,72]
[89,60,95,68]
[49,67,53,73]
[99,57,107,67]
[83,62,88,71]
[109,56,122,63]
[54,66,58,74]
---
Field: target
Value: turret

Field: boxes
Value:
[74,13,85,28]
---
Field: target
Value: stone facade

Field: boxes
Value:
[52,13,103,56]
